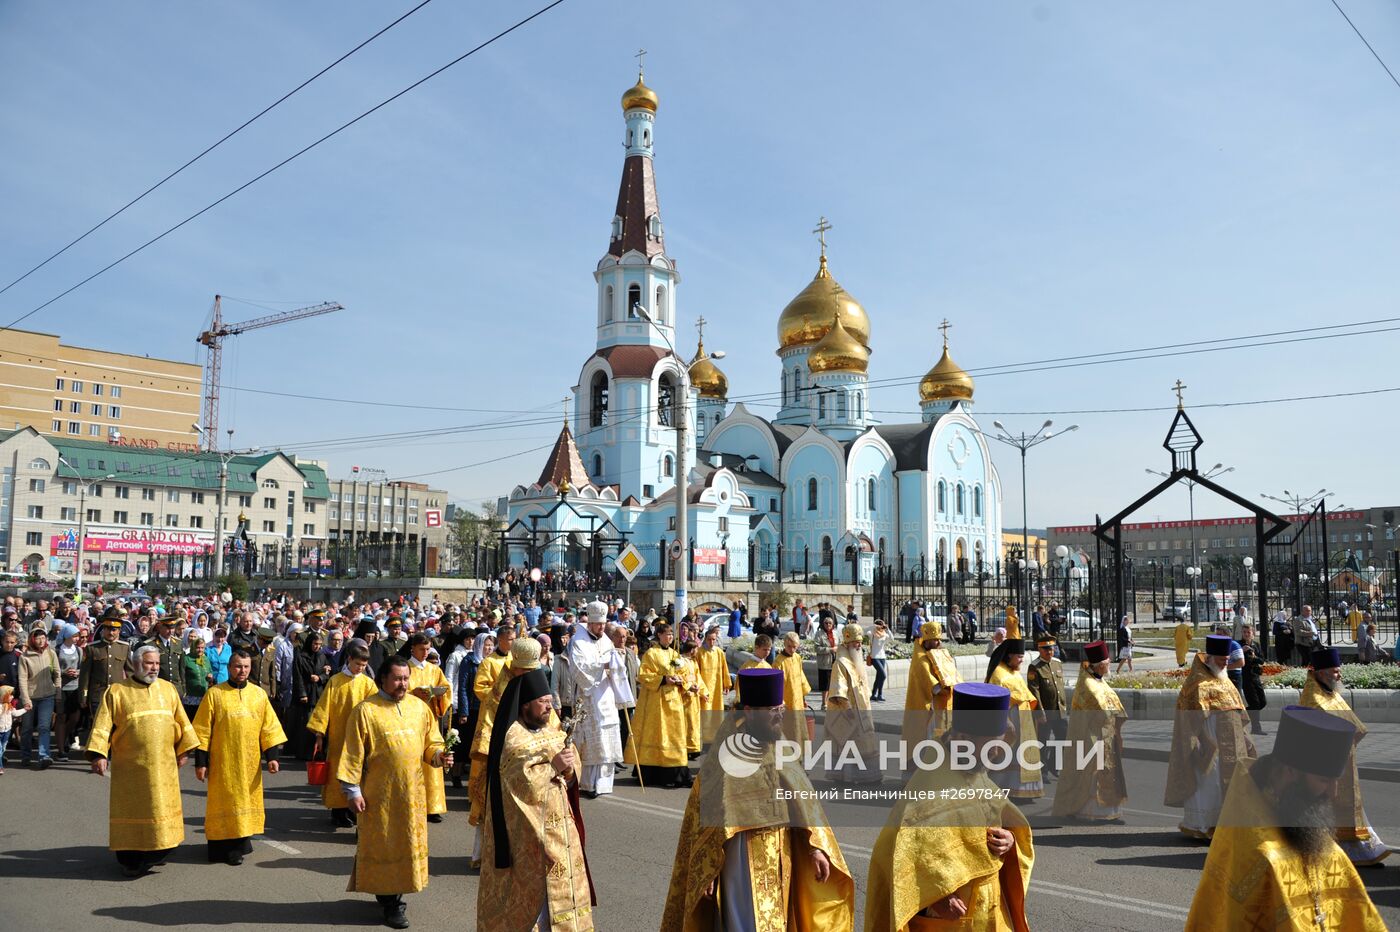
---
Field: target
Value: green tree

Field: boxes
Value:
[449,500,501,571]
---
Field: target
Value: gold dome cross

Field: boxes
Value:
[812,216,832,258]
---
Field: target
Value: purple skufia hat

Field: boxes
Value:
[1274,705,1356,779]
[737,668,784,708]
[952,682,1011,737]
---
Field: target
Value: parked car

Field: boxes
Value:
[1163,600,1191,620]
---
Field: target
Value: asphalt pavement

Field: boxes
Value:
[1,748,1397,931]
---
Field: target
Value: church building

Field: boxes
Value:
[504,69,1003,586]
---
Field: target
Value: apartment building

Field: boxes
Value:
[0,427,328,580]
[324,477,450,551]
[0,328,202,448]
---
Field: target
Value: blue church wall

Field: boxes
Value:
[846,437,896,558]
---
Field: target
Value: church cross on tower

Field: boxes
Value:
[812,216,832,258]
[1172,379,1188,410]
[561,395,571,426]
[939,318,952,349]
[635,47,647,78]
[695,315,707,345]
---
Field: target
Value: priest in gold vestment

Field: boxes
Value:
[866,682,1034,931]
[624,622,691,788]
[1165,635,1256,839]
[984,639,1042,800]
[308,639,377,827]
[338,655,451,930]
[679,640,703,756]
[467,625,516,856]
[695,625,730,744]
[1051,640,1127,822]
[192,648,287,864]
[1299,647,1389,865]
[86,644,200,877]
[471,634,541,866]
[662,668,854,932]
[479,667,595,931]
[774,632,812,748]
[1185,705,1385,931]
[824,623,879,784]
[406,632,452,822]
[902,620,960,748]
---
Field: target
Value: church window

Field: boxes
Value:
[937,480,946,513]
[592,453,603,476]
[643,128,650,146]
[837,393,847,419]
[855,391,863,420]
[974,485,983,518]
[818,393,827,419]
[807,478,818,511]
[867,478,877,511]
[663,454,674,477]
[611,215,623,240]
[628,283,642,318]
[657,373,676,426]
[655,285,666,322]
[589,372,609,427]
[821,535,833,567]
[648,214,661,240]
[781,372,788,406]
[603,285,614,323]
[794,368,802,395]
[956,483,965,515]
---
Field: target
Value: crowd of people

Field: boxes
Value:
[0,583,1391,930]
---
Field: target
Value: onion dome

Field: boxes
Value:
[621,71,658,112]
[689,338,728,398]
[807,312,870,374]
[776,255,871,352]
[919,345,975,403]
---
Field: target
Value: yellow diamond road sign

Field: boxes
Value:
[615,543,646,582]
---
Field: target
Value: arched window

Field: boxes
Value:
[28,458,50,471]
[655,285,666,322]
[818,393,827,419]
[867,478,877,511]
[781,371,788,406]
[627,283,642,318]
[592,453,603,477]
[589,372,609,427]
[956,483,965,515]
[793,368,802,395]
[657,373,675,426]
[807,478,818,511]
[855,392,863,421]
[262,479,280,489]
[937,480,946,513]
[821,535,833,567]
[662,454,674,478]
[602,285,614,324]
[837,393,847,419]
[974,485,983,518]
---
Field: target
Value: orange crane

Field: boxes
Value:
[196,294,343,450]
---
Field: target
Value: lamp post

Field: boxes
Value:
[57,457,114,597]
[635,305,725,623]
[985,420,1079,625]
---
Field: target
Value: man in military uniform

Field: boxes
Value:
[80,610,131,712]
[369,616,407,673]
[142,614,187,701]
[249,626,279,699]
[1026,633,1067,778]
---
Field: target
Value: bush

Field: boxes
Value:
[1108,663,1400,691]
[216,572,250,602]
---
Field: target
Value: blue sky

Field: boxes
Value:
[3,1,1399,526]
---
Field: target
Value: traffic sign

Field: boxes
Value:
[424,509,442,528]
[615,543,647,582]
[668,539,684,562]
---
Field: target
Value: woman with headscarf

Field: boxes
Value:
[291,630,332,759]
[321,628,345,672]
[54,623,84,760]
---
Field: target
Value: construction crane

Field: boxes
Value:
[197,294,344,450]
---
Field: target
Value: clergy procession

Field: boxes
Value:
[2,585,1395,931]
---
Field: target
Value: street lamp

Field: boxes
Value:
[633,305,725,622]
[985,420,1079,624]
[56,456,114,597]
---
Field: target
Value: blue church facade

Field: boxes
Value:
[504,71,1003,586]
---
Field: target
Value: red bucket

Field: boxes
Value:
[306,760,329,786]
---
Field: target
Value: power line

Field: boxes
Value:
[0,0,438,299]
[1330,0,1400,92]
[0,0,569,335]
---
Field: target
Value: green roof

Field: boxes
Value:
[1,430,329,499]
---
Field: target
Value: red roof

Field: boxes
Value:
[535,423,592,490]
[607,155,664,259]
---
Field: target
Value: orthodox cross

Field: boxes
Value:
[695,315,707,345]
[1172,379,1188,410]
[812,216,832,258]
[635,47,647,77]
[561,396,571,425]
[939,318,952,349]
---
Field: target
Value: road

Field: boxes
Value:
[1,753,1396,931]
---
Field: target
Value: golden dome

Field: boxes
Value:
[807,313,870,374]
[621,72,658,112]
[776,255,870,352]
[919,345,975,403]
[689,339,728,398]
